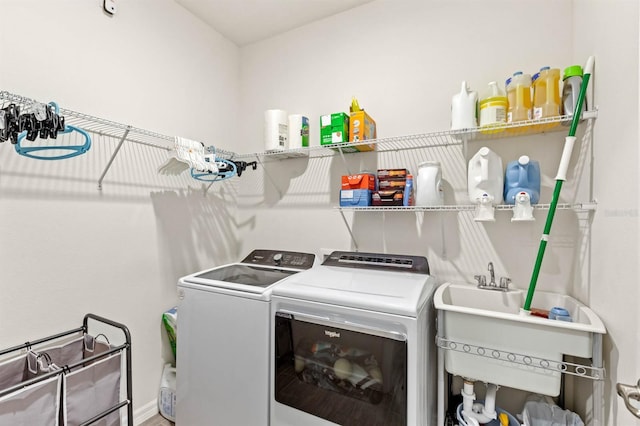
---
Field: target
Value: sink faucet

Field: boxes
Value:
[488,262,496,286]
[474,262,511,292]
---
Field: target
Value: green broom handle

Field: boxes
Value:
[523,60,593,311]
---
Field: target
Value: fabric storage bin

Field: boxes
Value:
[0,354,61,426]
[0,314,132,426]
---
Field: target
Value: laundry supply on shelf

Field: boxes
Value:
[451,81,478,131]
[533,67,561,129]
[320,112,352,150]
[479,81,507,133]
[288,114,309,149]
[415,161,443,207]
[561,65,587,122]
[506,71,533,123]
[265,109,288,151]
[348,97,376,151]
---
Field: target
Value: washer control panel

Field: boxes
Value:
[241,249,315,270]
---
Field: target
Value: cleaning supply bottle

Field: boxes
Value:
[451,81,478,131]
[403,174,414,206]
[479,82,507,133]
[468,147,503,205]
[506,72,533,123]
[415,162,444,206]
[561,65,587,124]
[504,155,541,204]
[533,67,561,128]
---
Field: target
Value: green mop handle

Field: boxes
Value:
[523,56,594,311]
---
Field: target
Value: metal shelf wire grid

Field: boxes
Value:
[0,91,236,157]
[436,336,605,381]
[336,202,597,213]
[234,111,597,162]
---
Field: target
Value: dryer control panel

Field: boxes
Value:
[241,249,315,270]
[323,251,430,274]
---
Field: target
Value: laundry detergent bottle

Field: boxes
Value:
[468,147,504,204]
[451,81,478,131]
[479,82,507,134]
[504,155,541,204]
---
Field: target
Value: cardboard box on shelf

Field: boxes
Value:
[372,190,404,206]
[340,189,372,207]
[341,174,376,191]
[377,169,409,180]
[321,113,356,152]
[378,178,407,191]
[349,110,376,152]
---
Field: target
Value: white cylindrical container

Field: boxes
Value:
[288,114,309,149]
[264,109,288,151]
[415,161,444,206]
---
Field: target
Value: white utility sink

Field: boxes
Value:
[434,282,606,396]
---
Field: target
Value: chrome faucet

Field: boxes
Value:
[487,262,496,286]
[474,262,511,292]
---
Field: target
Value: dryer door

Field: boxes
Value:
[274,311,407,426]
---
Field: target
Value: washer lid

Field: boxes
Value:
[272,264,436,317]
[189,264,298,288]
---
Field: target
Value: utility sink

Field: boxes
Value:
[434,282,606,396]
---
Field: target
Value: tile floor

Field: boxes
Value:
[139,413,174,426]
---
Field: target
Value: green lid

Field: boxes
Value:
[563,65,583,80]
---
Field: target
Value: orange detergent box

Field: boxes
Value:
[349,110,376,152]
[341,174,376,191]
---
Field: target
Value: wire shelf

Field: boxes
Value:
[0,91,237,157]
[336,202,597,213]
[235,111,597,162]
[436,336,605,381]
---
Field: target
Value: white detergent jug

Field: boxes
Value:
[415,161,444,206]
[451,81,478,131]
[468,147,504,204]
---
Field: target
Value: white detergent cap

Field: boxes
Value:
[479,147,490,156]
[518,155,530,165]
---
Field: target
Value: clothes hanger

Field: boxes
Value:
[190,158,237,182]
[15,102,91,160]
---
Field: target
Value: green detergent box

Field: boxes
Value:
[321,113,357,152]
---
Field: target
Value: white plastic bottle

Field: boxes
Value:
[468,147,504,204]
[451,81,478,131]
[479,82,507,132]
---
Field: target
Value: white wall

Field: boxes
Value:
[238,0,639,424]
[0,0,241,421]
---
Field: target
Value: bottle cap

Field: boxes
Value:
[540,66,550,71]
[532,72,540,82]
[563,65,584,80]
[549,306,571,320]
[513,71,523,76]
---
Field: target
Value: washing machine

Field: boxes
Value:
[270,251,438,426]
[176,249,316,426]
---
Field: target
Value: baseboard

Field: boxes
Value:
[133,399,158,425]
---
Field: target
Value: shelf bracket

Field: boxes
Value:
[336,145,353,176]
[339,209,359,252]
[255,155,283,199]
[98,126,131,190]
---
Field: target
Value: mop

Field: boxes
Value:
[523,56,594,313]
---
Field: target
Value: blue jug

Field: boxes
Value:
[504,156,541,204]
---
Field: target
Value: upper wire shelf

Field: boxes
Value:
[234,110,598,162]
[0,91,237,157]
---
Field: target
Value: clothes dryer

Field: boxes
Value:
[177,249,315,426]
